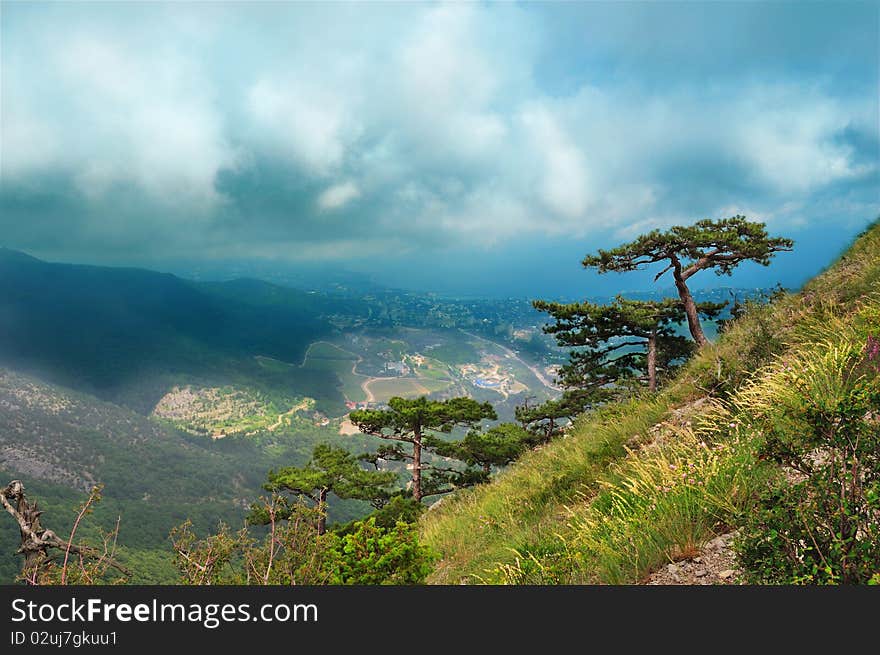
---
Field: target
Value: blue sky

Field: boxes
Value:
[1,1,877,298]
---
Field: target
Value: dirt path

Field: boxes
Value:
[266,399,310,431]
[360,376,376,402]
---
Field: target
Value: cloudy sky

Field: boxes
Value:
[1,1,878,297]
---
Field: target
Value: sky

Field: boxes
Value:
[1,1,878,298]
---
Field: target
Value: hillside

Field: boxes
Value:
[0,366,385,583]
[421,220,880,584]
[0,249,342,414]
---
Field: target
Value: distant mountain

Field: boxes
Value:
[0,249,345,413]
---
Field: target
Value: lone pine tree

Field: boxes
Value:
[582,216,792,346]
[259,444,397,535]
[350,396,496,502]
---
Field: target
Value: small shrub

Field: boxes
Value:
[735,335,880,584]
[323,517,437,585]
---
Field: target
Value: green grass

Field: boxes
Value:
[417,378,454,394]
[301,341,367,404]
[366,378,433,401]
[421,218,880,584]
[306,341,359,360]
[422,397,668,582]
[425,340,480,366]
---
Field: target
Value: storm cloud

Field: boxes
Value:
[1,1,877,289]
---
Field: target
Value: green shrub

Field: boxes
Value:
[324,517,437,585]
[735,335,880,584]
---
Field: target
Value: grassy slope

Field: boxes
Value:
[422,219,880,584]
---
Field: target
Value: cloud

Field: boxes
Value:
[317,181,360,211]
[247,77,358,177]
[520,105,592,219]
[3,25,238,211]
[0,1,876,267]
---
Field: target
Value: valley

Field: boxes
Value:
[0,248,756,583]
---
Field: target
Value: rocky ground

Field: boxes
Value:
[645,531,743,585]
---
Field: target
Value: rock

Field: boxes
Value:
[693,556,702,563]
[695,569,708,577]
[705,537,725,551]
[718,569,736,580]
[667,563,679,574]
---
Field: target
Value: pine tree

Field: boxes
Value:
[514,389,597,442]
[258,444,397,534]
[582,216,792,345]
[534,295,725,393]
[430,423,532,477]
[350,396,496,502]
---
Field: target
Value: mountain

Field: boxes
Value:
[0,363,386,583]
[0,250,386,582]
[0,249,343,413]
[422,220,880,584]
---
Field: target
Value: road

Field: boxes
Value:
[267,399,310,431]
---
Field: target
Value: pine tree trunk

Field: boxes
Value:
[412,426,422,502]
[672,264,708,346]
[317,488,327,535]
[647,331,657,392]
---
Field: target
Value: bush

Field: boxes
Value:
[735,335,880,584]
[170,499,332,585]
[323,517,437,585]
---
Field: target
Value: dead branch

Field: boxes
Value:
[0,480,131,582]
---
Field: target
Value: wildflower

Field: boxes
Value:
[865,335,880,371]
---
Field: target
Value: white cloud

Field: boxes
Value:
[732,85,874,192]
[3,32,237,209]
[317,181,361,211]
[0,2,875,259]
[247,77,357,176]
[520,105,592,219]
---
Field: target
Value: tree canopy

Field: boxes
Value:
[534,295,725,392]
[350,396,497,502]
[257,444,397,534]
[515,389,597,442]
[430,423,532,476]
[582,216,792,345]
